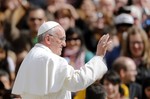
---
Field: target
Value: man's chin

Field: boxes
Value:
[58,51,62,56]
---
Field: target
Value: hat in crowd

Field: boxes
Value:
[115,13,134,25]
[37,21,60,36]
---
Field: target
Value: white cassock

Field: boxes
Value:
[12,43,107,99]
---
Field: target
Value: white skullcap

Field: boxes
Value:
[115,13,134,25]
[37,21,60,36]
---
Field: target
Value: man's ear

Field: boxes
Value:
[45,34,51,44]
[120,69,125,78]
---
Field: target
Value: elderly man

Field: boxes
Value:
[112,56,142,99]
[12,21,111,99]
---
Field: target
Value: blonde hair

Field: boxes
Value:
[122,26,150,68]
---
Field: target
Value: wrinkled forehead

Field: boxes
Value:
[54,25,66,36]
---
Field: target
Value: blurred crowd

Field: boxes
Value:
[0,0,150,99]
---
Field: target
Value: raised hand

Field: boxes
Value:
[96,34,112,57]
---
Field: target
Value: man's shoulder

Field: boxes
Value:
[130,82,142,89]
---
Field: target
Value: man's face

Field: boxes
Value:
[48,26,66,55]
[27,9,46,34]
[125,60,137,82]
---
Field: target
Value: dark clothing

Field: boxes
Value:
[126,82,142,99]
[104,45,121,70]
[136,63,150,85]
[75,19,96,53]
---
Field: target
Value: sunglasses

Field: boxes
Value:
[29,17,44,21]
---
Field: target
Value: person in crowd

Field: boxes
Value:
[112,56,142,99]
[47,0,67,14]
[12,21,111,99]
[62,27,94,70]
[0,0,20,23]
[97,0,116,26]
[26,5,47,45]
[121,26,150,85]
[101,70,127,99]
[10,0,30,41]
[0,37,15,86]
[4,4,47,46]
[54,5,77,31]
[142,77,150,99]
[105,13,134,69]
[76,0,97,30]
[81,10,111,53]
[114,0,128,15]
[53,3,83,32]
[54,4,93,53]
[0,14,18,62]
[132,0,150,18]
[86,82,107,99]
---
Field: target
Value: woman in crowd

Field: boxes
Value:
[121,26,150,85]
[62,27,94,69]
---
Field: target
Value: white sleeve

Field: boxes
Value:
[64,56,107,92]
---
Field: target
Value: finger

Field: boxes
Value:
[104,40,112,50]
[103,34,109,42]
[100,34,110,46]
[106,40,112,47]
[99,34,108,44]
[99,34,106,43]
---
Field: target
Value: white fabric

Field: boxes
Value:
[37,21,59,36]
[115,13,134,25]
[12,43,107,99]
[7,56,15,72]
